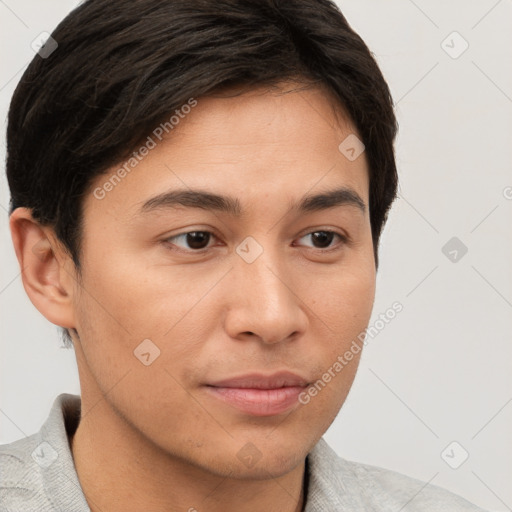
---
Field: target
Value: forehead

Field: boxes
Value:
[174,82,357,151]
[83,83,369,222]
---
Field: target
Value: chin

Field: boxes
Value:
[235,439,309,480]
[230,451,306,481]
[188,438,309,480]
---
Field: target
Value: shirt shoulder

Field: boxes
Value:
[0,393,89,512]
[305,438,489,512]
[0,432,53,511]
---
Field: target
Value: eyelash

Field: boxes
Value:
[163,229,348,254]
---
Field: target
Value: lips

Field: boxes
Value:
[204,371,310,416]
[207,371,309,389]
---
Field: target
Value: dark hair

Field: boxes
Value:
[6,0,398,347]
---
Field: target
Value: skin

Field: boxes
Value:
[10,82,376,512]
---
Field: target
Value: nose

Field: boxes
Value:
[223,245,308,345]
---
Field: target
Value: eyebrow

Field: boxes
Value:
[138,186,366,217]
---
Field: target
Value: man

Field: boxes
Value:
[1,0,487,510]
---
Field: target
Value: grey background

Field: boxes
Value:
[1,1,511,510]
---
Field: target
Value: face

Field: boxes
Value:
[70,83,376,478]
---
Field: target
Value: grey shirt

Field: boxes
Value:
[0,393,487,511]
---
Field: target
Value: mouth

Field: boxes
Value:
[204,371,310,417]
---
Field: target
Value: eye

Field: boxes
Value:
[163,229,347,254]
[295,230,347,251]
[164,231,216,252]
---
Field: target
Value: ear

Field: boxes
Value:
[9,207,78,329]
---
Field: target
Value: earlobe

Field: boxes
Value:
[9,207,77,329]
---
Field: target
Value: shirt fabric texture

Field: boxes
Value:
[0,393,487,511]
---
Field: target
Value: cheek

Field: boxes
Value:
[299,257,375,395]
[73,273,206,432]
[79,248,220,341]
[305,257,376,338]
[73,252,221,398]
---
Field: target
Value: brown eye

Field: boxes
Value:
[310,231,335,248]
[165,231,214,251]
[296,230,346,250]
